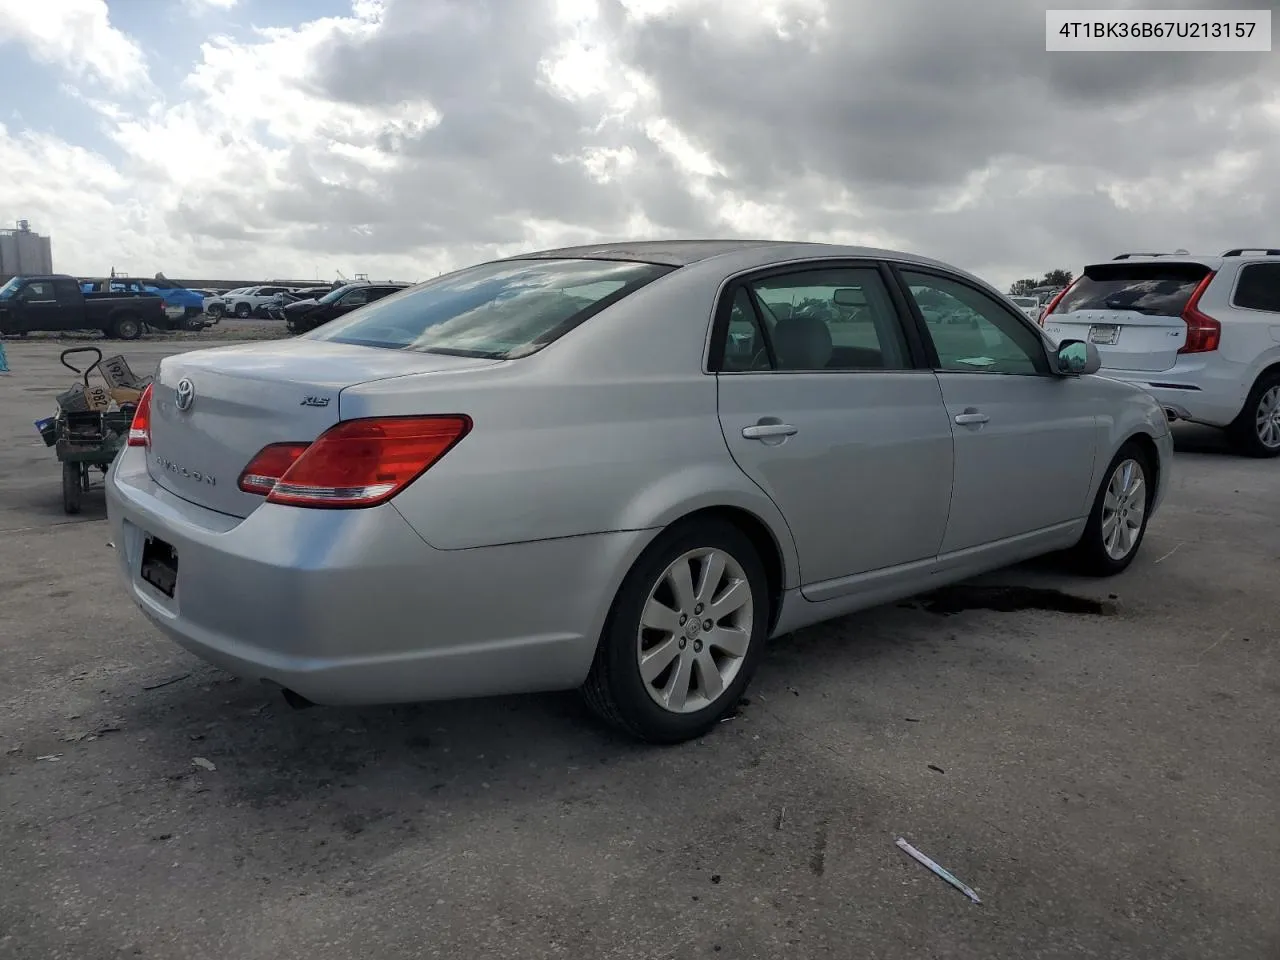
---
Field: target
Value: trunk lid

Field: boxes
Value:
[146,339,499,517]
[1043,308,1187,372]
[1040,260,1212,373]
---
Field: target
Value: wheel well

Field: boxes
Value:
[669,506,786,634]
[1252,361,1280,391]
[1124,432,1160,501]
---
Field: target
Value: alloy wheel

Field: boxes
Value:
[1255,385,1280,449]
[635,547,753,714]
[1100,458,1147,561]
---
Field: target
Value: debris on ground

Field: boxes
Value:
[928,764,946,774]
[35,754,62,762]
[896,838,981,904]
[60,723,123,743]
[192,757,217,772]
[143,674,190,691]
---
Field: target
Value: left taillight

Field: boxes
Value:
[1037,282,1076,326]
[238,415,471,509]
[237,442,309,495]
[127,383,153,447]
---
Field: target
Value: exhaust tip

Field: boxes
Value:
[280,687,316,710]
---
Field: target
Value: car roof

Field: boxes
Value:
[1088,249,1280,271]
[502,239,958,271]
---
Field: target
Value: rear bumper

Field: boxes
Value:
[105,446,646,706]
[1100,360,1247,427]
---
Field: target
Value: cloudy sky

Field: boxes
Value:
[0,0,1277,290]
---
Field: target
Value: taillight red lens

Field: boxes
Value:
[1038,282,1075,325]
[1178,272,1219,354]
[241,416,471,508]
[237,442,309,495]
[127,383,153,447]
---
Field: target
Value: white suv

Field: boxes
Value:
[204,286,292,319]
[1041,249,1280,457]
[1009,296,1041,320]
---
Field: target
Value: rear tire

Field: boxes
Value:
[581,519,769,744]
[1227,370,1280,458]
[1071,441,1153,577]
[62,462,82,515]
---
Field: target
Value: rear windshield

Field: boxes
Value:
[1055,262,1211,316]
[310,258,675,358]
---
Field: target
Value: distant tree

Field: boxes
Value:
[1008,278,1039,296]
[1042,268,1073,288]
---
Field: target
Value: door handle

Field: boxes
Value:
[742,421,798,440]
[954,411,989,425]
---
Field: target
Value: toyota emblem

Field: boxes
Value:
[175,378,195,411]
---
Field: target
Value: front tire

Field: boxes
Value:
[112,315,142,340]
[1071,441,1153,576]
[234,303,252,319]
[1227,370,1280,458]
[582,519,769,743]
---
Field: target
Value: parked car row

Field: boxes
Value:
[106,239,1175,744]
[203,284,336,320]
[1039,248,1280,457]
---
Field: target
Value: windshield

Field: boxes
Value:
[0,277,22,300]
[310,259,674,358]
[1055,262,1211,316]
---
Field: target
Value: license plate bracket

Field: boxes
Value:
[1088,323,1120,345]
[140,535,179,598]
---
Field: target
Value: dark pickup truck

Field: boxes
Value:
[0,274,167,340]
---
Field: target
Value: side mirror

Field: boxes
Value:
[1055,339,1101,376]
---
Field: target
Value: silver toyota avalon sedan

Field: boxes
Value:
[106,240,1172,743]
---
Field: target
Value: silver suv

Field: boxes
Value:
[1041,249,1280,457]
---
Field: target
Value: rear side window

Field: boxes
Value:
[1056,262,1211,316]
[53,279,80,302]
[311,258,674,359]
[1232,263,1280,312]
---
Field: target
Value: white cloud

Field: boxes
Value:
[0,0,149,93]
[184,0,238,11]
[1,0,1279,290]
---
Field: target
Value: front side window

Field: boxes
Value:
[902,271,1048,375]
[733,266,912,371]
[339,289,369,307]
[22,281,53,300]
[311,258,674,359]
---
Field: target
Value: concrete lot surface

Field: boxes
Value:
[1,338,1277,959]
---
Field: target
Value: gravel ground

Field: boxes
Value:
[0,339,1277,960]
